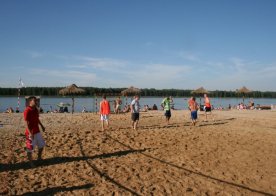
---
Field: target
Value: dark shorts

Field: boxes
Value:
[205,107,211,112]
[191,111,198,120]
[165,110,171,117]
[131,113,139,121]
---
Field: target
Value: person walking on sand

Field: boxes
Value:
[131,95,140,130]
[100,94,111,131]
[189,97,199,126]
[161,97,172,125]
[204,94,213,121]
[24,96,46,167]
[188,96,193,111]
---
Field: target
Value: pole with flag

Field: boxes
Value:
[17,77,24,112]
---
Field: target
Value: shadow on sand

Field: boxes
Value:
[198,121,229,127]
[21,183,94,196]
[105,133,275,196]
[77,135,143,196]
[0,149,146,172]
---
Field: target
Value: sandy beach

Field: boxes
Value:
[1,109,276,195]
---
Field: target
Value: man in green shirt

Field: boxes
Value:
[161,97,171,125]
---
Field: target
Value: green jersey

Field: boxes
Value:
[162,98,171,111]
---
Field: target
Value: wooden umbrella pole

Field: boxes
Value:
[72,97,74,114]
[200,97,202,106]
[95,95,98,114]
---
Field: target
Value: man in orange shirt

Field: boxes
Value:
[100,94,111,131]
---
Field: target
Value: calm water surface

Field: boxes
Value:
[0,96,276,113]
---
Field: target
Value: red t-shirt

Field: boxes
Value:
[24,106,40,135]
[100,100,110,115]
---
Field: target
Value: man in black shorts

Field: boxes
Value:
[204,94,213,121]
[131,95,140,130]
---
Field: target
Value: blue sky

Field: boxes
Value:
[1,0,276,91]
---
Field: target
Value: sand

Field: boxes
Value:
[1,109,276,195]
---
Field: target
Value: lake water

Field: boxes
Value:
[1,96,276,113]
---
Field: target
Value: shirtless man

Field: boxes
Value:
[115,97,122,114]
[189,97,199,126]
[204,94,213,121]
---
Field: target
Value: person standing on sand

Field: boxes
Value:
[161,97,171,125]
[100,94,111,131]
[189,97,199,126]
[131,95,140,130]
[115,96,122,114]
[169,96,175,110]
[24,96,46,167]
[188,96,193,110]
[204,93,213,121]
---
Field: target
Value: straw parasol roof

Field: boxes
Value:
[121,86,141,96]
[191,87,209,95]
[236,86,252,103]
[236,86,251,94]
[59,84,85,113]
[191,87,209,106]
[59,84,85,95]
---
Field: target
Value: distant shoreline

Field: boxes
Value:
[1,95,276,99]
[1,87,276,98]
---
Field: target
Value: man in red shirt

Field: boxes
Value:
[100,94,110,131]
[24,96,45,167]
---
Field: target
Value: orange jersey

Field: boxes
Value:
[100,100,110,115]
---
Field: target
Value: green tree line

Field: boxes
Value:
[0,87,276,98]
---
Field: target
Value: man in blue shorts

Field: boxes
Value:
[189,97,199,126]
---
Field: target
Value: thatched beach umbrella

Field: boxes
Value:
[121,86,141,105]
[121,86,141,96]
[191,87,209,95]
[191,87,209,106]
[59,84,85,113]
[236,86,251,103]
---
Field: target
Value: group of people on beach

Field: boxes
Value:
[236,99,255,110]
[99,94,141,131]
[23,94,214,167]
[187,94,213,126]
[98,94,213,130]
[4,107,20,113]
